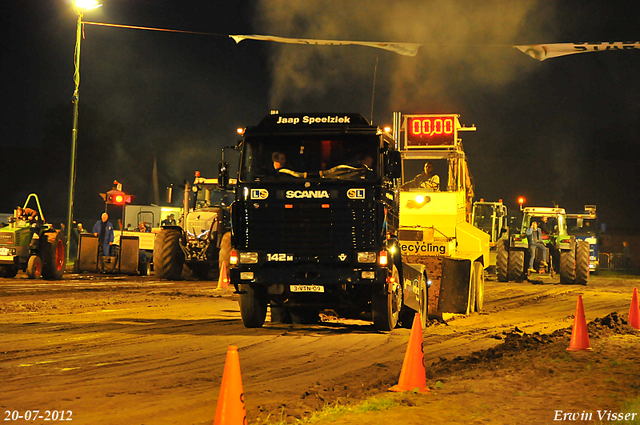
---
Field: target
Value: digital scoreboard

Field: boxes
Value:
[404,114,458,148]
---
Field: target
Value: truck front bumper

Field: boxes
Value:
[231,265,389,286]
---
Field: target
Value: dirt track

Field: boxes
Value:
[1,272,639,424]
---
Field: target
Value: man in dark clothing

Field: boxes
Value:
[540,216,553,235]
[526,221,548,272]
[92,213,114,256]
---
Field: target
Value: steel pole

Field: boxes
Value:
[66,12,83,264]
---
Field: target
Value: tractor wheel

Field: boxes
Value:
[560,249,576,284]
[575,240,590,285]
[270,304,292,324]
[27,255,42,279]
[155,229,184,280]
[474,261,485,312]
[507,250,525,282]
[41,230,66,280]
[372,265,402,331]
[239,284,267,328]
[152,230,166,277]
[496,239,508,282]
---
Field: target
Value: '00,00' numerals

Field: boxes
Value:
[5,410,73,421]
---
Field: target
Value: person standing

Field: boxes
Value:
[93,213,114,256]
[526,220,548,272]
[623,241,631,271]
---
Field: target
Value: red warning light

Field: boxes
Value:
[518,197,526,205]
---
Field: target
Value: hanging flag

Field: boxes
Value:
[515,42,640,61]
[230,34,421,57]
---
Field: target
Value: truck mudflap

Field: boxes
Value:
[402,255,472,316]
[438,258,472,314]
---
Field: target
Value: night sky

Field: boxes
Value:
[2,0,640,230]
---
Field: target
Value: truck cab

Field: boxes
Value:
[230,112,404,330]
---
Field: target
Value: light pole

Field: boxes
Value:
[67,0,101,262]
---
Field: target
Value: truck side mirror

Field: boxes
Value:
[218,161,229,190]
[385,151,402,179]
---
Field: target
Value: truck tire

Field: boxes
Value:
[155,229,184,280]
[507,250,524,282]
[496,239,508,282]
[27,255,42,279]
[575,240,590,285]
[372,265,401,331]
[41,230,66,280]
[239,284,267,328]
[474,261,485,312]
[560,249,576,284]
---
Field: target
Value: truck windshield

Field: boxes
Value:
[240,135,378,182]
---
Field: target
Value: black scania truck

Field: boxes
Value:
[224,112,406,330]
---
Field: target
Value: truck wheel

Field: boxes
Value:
[507,250,524,282]
[27,255,42,279]
[474,261,485,312]
[270,304,292,324]
[41,230,66,280]
[239,284,267,328]
[372,265,401,331]
[575,240,589,285]
[156,229,184,280]
[560,249,576,284]
[496,239,508,282]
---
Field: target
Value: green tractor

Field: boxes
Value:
[0,194,67,279]
[496,207,589,285]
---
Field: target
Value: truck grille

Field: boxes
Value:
[243,204,375,258]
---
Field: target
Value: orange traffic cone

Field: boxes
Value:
[567,295,592,351]
[389,313,431,394]
[217,261,229,290]
[629,287,640,330]
[214,346,247,425]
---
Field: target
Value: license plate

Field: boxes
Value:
[0,248,9,256]
[290,284,324,293]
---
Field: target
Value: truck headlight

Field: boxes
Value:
[357,252,376,263]
[239,252,259,264]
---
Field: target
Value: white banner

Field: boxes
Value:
[515,42,640,61]
[230,34,421,57]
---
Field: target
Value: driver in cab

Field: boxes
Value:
[401,162,439,190]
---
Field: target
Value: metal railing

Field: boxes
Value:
[599,253,627,271]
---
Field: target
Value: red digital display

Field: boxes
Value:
[406,115,457,147]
